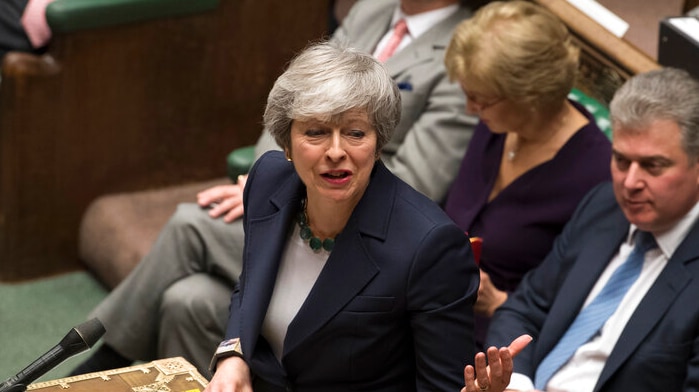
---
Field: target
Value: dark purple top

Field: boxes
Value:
[443,101,612,347]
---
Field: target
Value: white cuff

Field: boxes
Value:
[507,372,535,391]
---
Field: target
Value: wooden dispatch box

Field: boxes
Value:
[27,357,208,392]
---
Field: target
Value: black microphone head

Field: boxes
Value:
[74,318,106,348]
[59,318,106,357]
[0,318,107,391]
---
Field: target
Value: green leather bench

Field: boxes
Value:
[227,145,256,182]
[47,0,218,32]
[569,88,612,140]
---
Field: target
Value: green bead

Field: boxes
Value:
[296,199,334,252]
[322,238,335,252]
[309,237,322,251]
[300,226,312,240]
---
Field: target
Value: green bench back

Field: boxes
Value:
[47,0,218,32]
[569,88,612,140]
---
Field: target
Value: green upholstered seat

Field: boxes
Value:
[227,145,256,182]
[46,0,218,32]
[569,88,612,140]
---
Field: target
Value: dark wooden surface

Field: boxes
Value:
[534,0,660,106]
[598,0,684,59]
[0,0,329,281]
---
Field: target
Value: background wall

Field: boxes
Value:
[597,0,685,59]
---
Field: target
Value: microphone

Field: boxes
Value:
[0,318,105,392]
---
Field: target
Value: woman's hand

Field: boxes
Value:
[461,334,532,392]
[204,356,253,392]
[197,175,248,223]
[475,269,508,317]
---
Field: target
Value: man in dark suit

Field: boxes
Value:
[486,67,699,391]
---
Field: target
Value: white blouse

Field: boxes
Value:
[261,224,330,361]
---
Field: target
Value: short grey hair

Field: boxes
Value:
[263,41,401,154]
[610,67,699,160]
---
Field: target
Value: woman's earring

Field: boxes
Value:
[285,152,292,162]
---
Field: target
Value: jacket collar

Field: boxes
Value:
[533,199,699,390]
[535,206,629,364]
[283,162,397,356]
[595,218,699,390]
[241,160,399,360]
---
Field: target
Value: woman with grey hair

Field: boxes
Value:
[205,41,528,392]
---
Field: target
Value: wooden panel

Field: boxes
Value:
[0,0,329,281]
[599,0,684,59]
[533,0,660,105]
[686,0,699,12]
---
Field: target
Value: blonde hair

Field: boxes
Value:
[445,0,579,110]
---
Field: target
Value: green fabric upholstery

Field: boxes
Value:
[227,145,256,182]
[569,88,612,140]
[46,0,218,33]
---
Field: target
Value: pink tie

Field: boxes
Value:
[21,0,56,48]
[376,19,408,62]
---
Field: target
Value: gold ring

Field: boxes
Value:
[479,385,489,391]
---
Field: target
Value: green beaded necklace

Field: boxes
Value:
[296,199,335,252]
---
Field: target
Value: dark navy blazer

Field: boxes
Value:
[224,151,479,391]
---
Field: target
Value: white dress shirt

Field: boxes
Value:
[372,4,459,59]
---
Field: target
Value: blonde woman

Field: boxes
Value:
[443,0,612,349]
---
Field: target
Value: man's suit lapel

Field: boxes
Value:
[281,163,395,357]
[384,37,433,78]
[535,207,629,364]
[348,3,392,54]
[595,221,699,390]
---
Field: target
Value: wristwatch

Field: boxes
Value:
[209,337,244,375]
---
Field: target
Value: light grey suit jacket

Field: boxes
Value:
[256,0,476,202]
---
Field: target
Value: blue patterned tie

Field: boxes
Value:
[534,231,657,390]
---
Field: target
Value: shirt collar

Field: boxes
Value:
[391,4,459,39]
[626,200,699,259]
